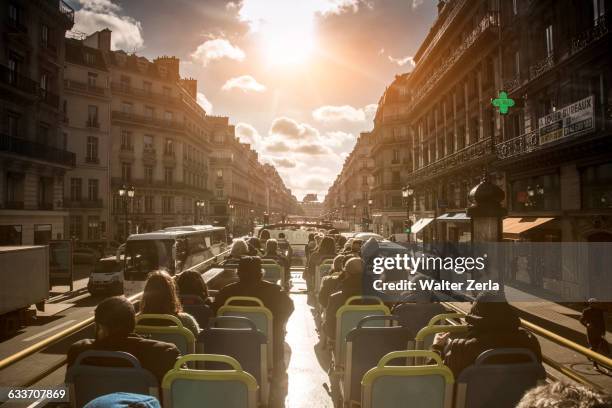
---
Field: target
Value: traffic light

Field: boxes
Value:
[403,219,413,234]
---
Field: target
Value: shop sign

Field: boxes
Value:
[538,95,594,145]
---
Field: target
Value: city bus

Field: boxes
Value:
[123,225,227,295]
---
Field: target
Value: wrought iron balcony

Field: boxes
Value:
[528,54,555,80]
[59,0,75,25]
[502,77,522,94]
[111,83,180,104]
[65,79,108,96]
[570,13,610,55]
[0,65,37,95]
[495,131,539,160]
[0,133,76,167]
[112,111,185,131]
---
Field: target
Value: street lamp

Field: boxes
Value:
[195,200,206,224]
[228,202,235,235]
[352,204,357,229]
[402,184,414,240]
[118,184,135,241]
[366,198,373,232]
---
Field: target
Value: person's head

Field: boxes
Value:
[332,254,346,273]
[259,229,270,241]
[516,381,612,408]
[314,235,323,247]
[248,237,261,250]
[343,238,354,252]
[265,238,278,255]
[308,233,315,242]
[278,232,286,239]
[466,291,519,331]
[176,270,209,300]
[351,239,363,253]
[336,235,347,248]
[230,239,249,257]
[319,236,336,255]
[141,270,182,315]
[238,256,263,283]
[94,296,136,340]
[344,257,364,277]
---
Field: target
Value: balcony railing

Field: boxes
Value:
[410,13,499,112]
[111,83,180,104]
[6,17,27,34]
[112,111,185,131]
[410,137,493,183]
[40,89,59,108]
[0,133,76,167]
[38,202,54,210]
[59,0,75,25]
[502,77,522,94]
[4,201,24,210]
[528,54,555,80]
[63,199,103,209]
[570,13,609,55]
[86,119,100,128]
[0,65,37,95]
[495,131,539,160]
[65,79,108,96]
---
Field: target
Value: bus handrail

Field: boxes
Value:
[0,249,230,374]
[441,301,610,390]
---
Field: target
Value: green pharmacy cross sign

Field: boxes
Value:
[492,91,515,115]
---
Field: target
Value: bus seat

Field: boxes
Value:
[454,348,546,408]
[260,258,279,264]
[314,262,333,299]
[65,350,158,408]
[361,350,454,408]
[427,313,465,326]
[342,315,413,407]
[179,295,213,329]
[135,314,196,355]
[261,262,282,285]
[334,296,390,369]
[198,317,269,405]
[393,303,449,338]
[162,354,258,408]
[414,325,469,359]
[217,296,274,369]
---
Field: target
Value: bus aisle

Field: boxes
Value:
[282,268,333,408]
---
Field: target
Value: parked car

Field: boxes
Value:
[354,232,385,242]
[87,256,124,296]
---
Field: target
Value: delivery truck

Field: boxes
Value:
[0,246,50,335]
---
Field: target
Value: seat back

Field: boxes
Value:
[427,313,465,326]
[361,350,454,408]
[217,296,274,368]
[393,303,449,339]
[65,350,158,408]
[135,314,196,355]
[180,295,213,329]
[335,296,390,367]
[455,349,546,408]
[344,315,412,405]
[162,354,258,408]
[415,324,469,351]
[198,317,268,404]
[261,262,282,285]
[314,260,334,297]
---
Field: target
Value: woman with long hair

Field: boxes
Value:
[141,270,200,336]
[176,270,210,304]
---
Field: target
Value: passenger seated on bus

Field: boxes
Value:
[262,239,290,284]
[276,232,293,260]
[335,235,347,252]
[222,240,249,266]
[176,270,211,305]
[318,255,348,308]
[305,233,316,260]
[392,289,446,338]
[247,237,263,256]
[212,256,294,366]
[67,296,179,384]
[322,257,368,340]
[516,381,612,408]
[342,238,363,258]
[83,392,161,408]
[431,292,542,378]
[305,236,336,292]
[258,229,271,244]
[141,271,200,336]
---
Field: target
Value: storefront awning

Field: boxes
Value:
[503,217,555,239]
[411,217,434,234]
[437,212,470,222]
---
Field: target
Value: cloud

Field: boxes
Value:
[323,131,357,151]
[270,117,318,140]
[265,140,292,153]
[412,0,424,9]
[74,0,143,51]
[388,55,416,67]
[191,38,245,67]
[294,144,332,155]
[303,177,330,190]
[273,158,297,168]
[312,105,366,122]
[221,75,266,92]
[196,92,213,114]
[235,122,261,146]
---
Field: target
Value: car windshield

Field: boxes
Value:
[94,260,120,274]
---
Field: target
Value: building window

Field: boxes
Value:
[510,173,560,212]
[143,81,152,93]
[162,196,173,214]
[593,0,605,23]
[121,101,132,113]
[216,189,224,198]
[6,172,24,207]
[86,136,98,162]
[7,112,19,137]
[88,179,99,201]
[545,24,554,57]
[8,3,18,25]
[34,224,52,245]
[145,166,154,183]
[581,163,612,209]
[143,134,154,151]
[164,168,173,185]
[87,72,97,87]
[121,129,133,150]
[392,171,400,184]
[164,138,174,155]
[38,177,53,209]
[145,106,155,119]
[69,216,82,240]
[120,75,130,90]
[121,163,132,181]
[0,225,22,245]
[164,111,173,121]
[70,178,82,201]
[145,195,154,213]
[216,169,223,178]
[512,0,518,15]
[41,24,48,47]
[392,150,400,163]
[88,216,100,239]
[84,53,95,65]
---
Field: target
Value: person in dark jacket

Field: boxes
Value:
[323,257,367,340]
[247,237,263,255]
[67,296,179,385]
[318,254,347,309]
[212,256,294,366]
[431,292,542,378]
[262,239,291,286]
[305,236,336,292]
[277,232,293,260]
[580,298,609,369]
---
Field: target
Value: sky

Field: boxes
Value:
[67,0,438,200]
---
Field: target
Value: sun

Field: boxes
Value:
[258,14,316,65]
